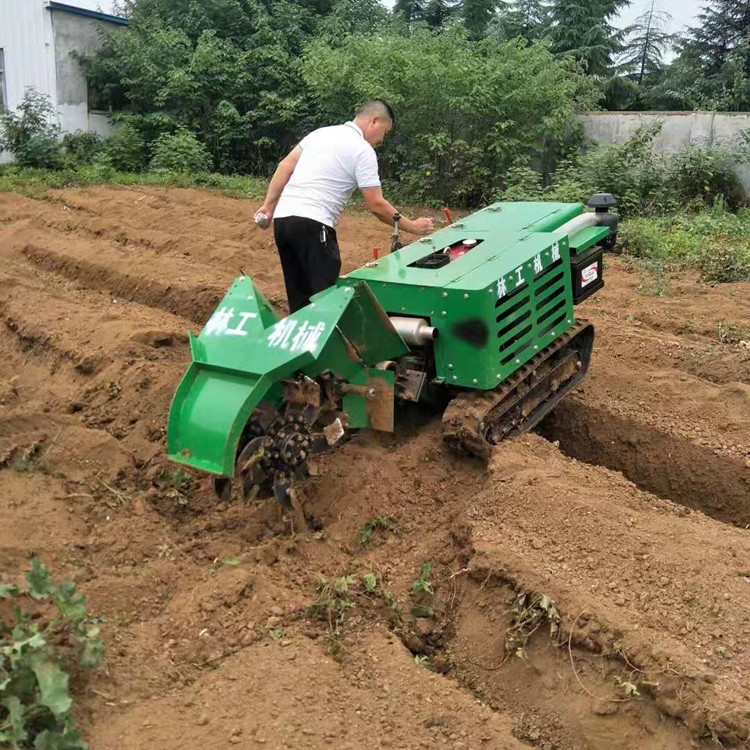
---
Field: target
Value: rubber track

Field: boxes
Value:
[442,320,593,459]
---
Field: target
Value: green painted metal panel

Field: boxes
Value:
[167,279,390,476]
[569,225,609,254]
[343,368,396,430]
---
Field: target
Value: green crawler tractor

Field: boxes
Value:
[166,194,618,507]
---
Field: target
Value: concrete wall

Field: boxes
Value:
[51,9,118,136]
[578,111,750,188]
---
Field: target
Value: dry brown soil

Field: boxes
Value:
[1,185,750,750]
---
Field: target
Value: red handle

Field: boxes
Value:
[372,246,379,260]
[442,207,453,224]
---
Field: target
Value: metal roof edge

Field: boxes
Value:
[47,2,130,26]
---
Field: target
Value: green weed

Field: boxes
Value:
[0,559,104,749]
[358,516,395,546]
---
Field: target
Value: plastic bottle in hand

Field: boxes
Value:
[254,211,270,229]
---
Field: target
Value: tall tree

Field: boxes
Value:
[549,0,631,76]
[621,1,674,84]
[393,0,425,25]
[423,0,459,27]
[652,0,750,110]
[462,0,498,38]
[492,0,550,42]
[689,0,750,75]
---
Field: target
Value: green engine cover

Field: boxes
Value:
[341,201,593,390]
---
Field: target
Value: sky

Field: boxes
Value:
[82,0,704,40]
[617,0,702,36]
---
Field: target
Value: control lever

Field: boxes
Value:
[390,213,402,253]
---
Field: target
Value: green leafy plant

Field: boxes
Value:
[614,674,641,698]
[61,132,103,167]
[504,592,560,660]
[96,121,147,172]
[411,562,434,596]
[149,128,212,174]
[358,516,395,546]
[0,559,104,749]
[0,89,62,169]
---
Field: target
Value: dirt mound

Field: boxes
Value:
[1,185,749,749]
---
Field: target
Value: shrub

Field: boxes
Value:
[0,88,62,169]
[697,243,750,283]
[149,128,212,173]
[667,145,747,212]
[61,131,104,166]
[619,204,750,284]
[97,121,147,172]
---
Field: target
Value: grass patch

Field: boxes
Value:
[0,165,267,200]
[619,203,750,284]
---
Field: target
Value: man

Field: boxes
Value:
[256,100,435,313]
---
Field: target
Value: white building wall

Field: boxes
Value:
[0,0,58,114]
[0,0,122,163]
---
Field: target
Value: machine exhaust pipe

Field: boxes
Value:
[389,316,438,346]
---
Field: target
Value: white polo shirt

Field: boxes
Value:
[274,121,381,229]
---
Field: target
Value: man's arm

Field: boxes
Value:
[361,187,434,235]
[256,145,302,227]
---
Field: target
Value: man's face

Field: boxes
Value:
[365,115,392,148]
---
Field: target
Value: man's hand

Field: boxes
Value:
[255,205,273,229]
[360,187,435,236]
[404,217,434,236]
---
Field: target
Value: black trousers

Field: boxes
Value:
[273,216,342,313]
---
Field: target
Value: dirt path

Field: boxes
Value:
[1,185,749,749]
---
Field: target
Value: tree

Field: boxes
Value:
[423,0,459,27]
[549,0,631,77]
[393,0,425,25]
[0,88,62,168]
[320,0,390,37]
[302,28,598,205]
[462,0,498,39]
[689,0,750,76]
[621,1,674,85]
[492,0,550,42]
[652,0,750,110]
[81,0,337,173]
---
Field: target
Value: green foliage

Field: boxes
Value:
[358,516,395,546]
[462,0,497,39]
[490,0,550,43]
[80,0,320,173]
[0,89,62,169]
[61,132,104,167]
[308,573,391,656]
[0,165,267,200]
[304,28,597,206]
[619,204,750,284]
[619,5,674,87]
[0,559,104,749]
[549,0,629,77]
[500,124,749,218]
[97,121,147,172]
[150,128,212,173]
[412,561,434,595]
[505,591,560,660]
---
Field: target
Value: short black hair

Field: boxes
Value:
[377,99,395,124]
[357,99,395,125]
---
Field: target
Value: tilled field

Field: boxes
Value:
[1,185,749,750]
